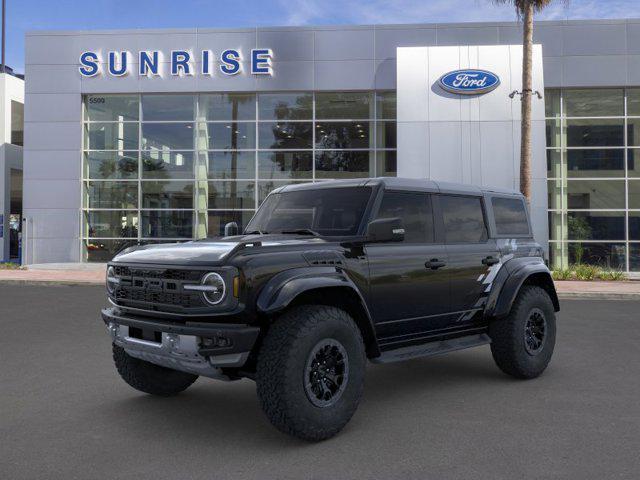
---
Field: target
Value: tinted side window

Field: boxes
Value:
[375,192,434,243]
[441,195,488,243]
[492,197,530,235]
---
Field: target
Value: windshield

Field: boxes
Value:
[246,186,373,237]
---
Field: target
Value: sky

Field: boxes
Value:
[5,0,640,73]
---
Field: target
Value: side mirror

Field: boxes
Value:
[224,222,239,237]
[365,217,405,243]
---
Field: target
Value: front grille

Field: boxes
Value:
[112,266,206,311]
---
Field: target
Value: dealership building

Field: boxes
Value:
[20,18,640,272]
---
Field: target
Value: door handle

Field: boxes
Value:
[425,259,446,270]
[482,256,500,266]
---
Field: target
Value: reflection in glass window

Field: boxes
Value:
[199,123,256,150]
[563,89,623,117]
[258,152,313,179]
[566,119,624,147]
[566,149,624,178]
[258,93,312,120]
[85,211,138,238]
[141,211,193,238]
[629,214,640,241]
[376,151,397,177]
[142,123,195,150]
[376,122,396,149]
[630,244,640,271]
[142,95,195,121]
[258,122,313,149]
[84,151,138,179]
[627,88,640,117]
[546,119,562,148]
[627,118,640,147]
[142,181,194,209]
[492,197,530,236]
[547,150,562,178]
[629,149,640,177]
[315,92,373,119]
[628,181,640,209]
[548,179,565,210]
[566,180,625,209]
[85,123,139,150]
[376,91,396,119]
[86,181,138,209]
[567,212,625,240]
[207,181,255,209]
[207,211,256,237]
[142,150,194,179]
[84,239,138,262]
[199,93,255,121]
[85,95,139,122]
[568,243,626,269]
[203,151,256,179]
[545,89,560,118]
[315,151,373,179]
[441,196,488,244]
[315,122,371,149]
[375,192,434,243]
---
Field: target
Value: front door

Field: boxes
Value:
[440,194,500,324]
[366,191,451,344]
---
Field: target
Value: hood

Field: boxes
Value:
[111,235,330,266]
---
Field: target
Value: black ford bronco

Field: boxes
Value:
[102,178,559,441]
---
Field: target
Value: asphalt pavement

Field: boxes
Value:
[1,285,639,480]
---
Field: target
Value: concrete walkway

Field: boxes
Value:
[0,265,639,300]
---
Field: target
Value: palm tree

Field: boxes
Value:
[493,0,554,203]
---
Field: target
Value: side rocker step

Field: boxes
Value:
[372,333,491,364]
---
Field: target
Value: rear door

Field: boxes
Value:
[440,194,499,324]
[366,190,451,342]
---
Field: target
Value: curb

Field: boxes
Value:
[557,292,640,301]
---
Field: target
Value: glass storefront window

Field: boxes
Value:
[566,119,624,147]
[627,118,640,146]
[207,181,255,209]
[142,123,195,150]
[629,149,640,177]
[376,91,396,119]
[142,95,195,121]
[198,123,256,150]
[544,89,560,118]
[84,151,138,179]
[315,122,372,149]
[258,93,313,120]
[315,92,373,119]
[628,181,640,209]
[626,89,640,117]
[546,119,562,148]
[258,122,313,149]
[566,149,625,178]
[258,152,313,179]
[315,151,373,179]
[376,151,397,177]
[85,122,139,150]
[566,180,625,209]
[376,122,397,149]
[258,181,305,203]
[85,95,139,122]
[141,210,193,238]
[547,179,565,210]
[142,150,195,179]
[142,181,194,209]
[85,211,138,238]
[84,239,138,262]
[563,89,624,117]
[547,150,562,178]
[567,212,625,240]
[629,214,640,240]
[85,181,138,209]
[630,243,640,271]
[568,243,626,269]
[199,93,255,121]
[207,211,255,237]
[203,151,256,179]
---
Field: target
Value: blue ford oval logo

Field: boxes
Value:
[438,69,500,95]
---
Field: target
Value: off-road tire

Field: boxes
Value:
[489,285,556,379]
[256,305,366,441]
[112,344,198,396]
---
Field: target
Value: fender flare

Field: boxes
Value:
[485,259,560,320]
[256,267,379,356]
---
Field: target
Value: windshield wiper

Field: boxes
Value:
[279,228,320,236]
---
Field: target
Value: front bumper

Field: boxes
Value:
[102,307,260,379]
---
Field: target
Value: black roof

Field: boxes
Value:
[275,177,522,197]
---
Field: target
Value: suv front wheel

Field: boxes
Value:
[256,305,366,441]
[489,285,557,379]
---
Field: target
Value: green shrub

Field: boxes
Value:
[552,268,573,281]
[597,270,626,281]
[0,262,22,270]
[573,263,601,281]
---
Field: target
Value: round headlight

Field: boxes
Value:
[106,266,117,295]
[201,272,226,305]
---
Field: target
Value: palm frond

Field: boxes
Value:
[492,0,557,16]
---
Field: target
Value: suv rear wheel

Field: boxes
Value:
[256,305,366,441]
[489,285,556,379]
